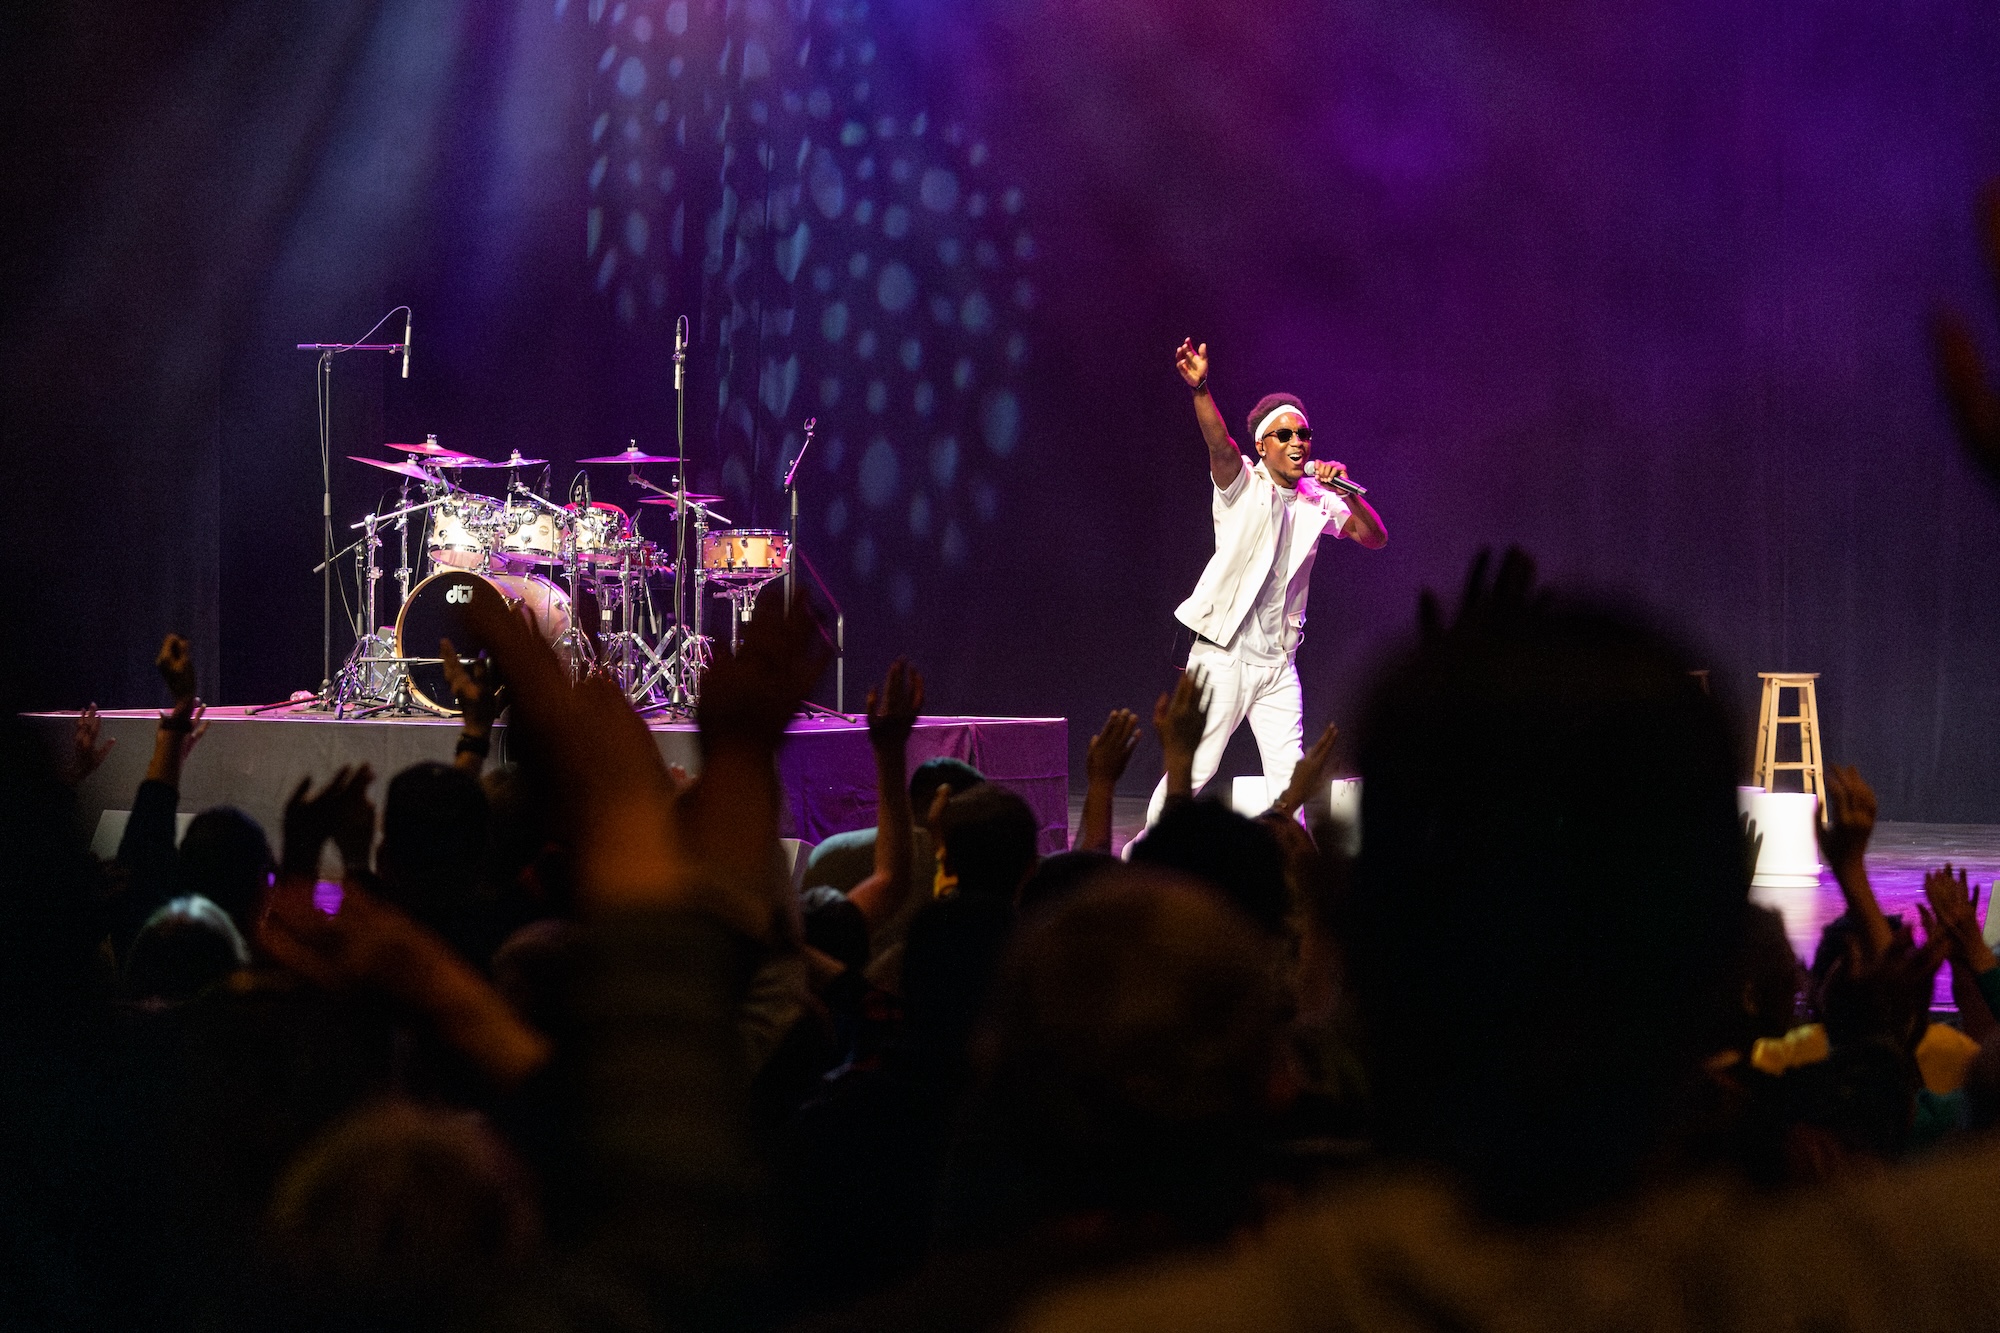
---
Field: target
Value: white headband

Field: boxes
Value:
[1253,402,1309,442]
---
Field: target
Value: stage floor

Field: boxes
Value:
[34,707,1070,855]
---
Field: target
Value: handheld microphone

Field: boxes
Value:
[401,310,412,379]
[1318,472,1366,498]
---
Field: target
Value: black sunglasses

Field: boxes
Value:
[1260,427,1313,444]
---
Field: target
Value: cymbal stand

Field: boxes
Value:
[513,482,594,681]
[779,417,851,718]
[330,491,450,717]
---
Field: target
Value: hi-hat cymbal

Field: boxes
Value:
[578,446,684,465]
[453,450,548,468]
[386,439,478,458]
[638,492,725,506]
[350,454,448,481]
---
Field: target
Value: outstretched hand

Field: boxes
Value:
[1174,338,1209,389]
[1086,709,1141,787]
[1155,669,1211,799]
[71,704,114,783]
[1819,921,1946,1053]
[439,637,504,734]
[697,583,833,755]
[1817,763,1877,874]
[866,658,924,750]
[156,634,197,705]
[260,878,550,1087]
[462,591,687,915]
[1273,722,1339,816]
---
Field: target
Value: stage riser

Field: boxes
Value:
[32,711,1069,857]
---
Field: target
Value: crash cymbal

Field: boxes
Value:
[386,438,484,460]
[350,454,447,481]
[578,445,684,465]
[637,492,726,506]
[453,450,548,468]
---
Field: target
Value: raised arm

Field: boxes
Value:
[1176,338,1242,491]
[848,659,924,931]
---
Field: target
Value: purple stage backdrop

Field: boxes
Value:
[4,1,2000,818]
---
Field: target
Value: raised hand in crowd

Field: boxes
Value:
[69,703,113,783]
[462,592,691,916]
[259,876,550,1088]
[1818,920,1946,1055]
[1919,862,1999,1041]
[281,764,375,882]
[849,658,924,929]
[440,637,503,773]
[145,634,208,788]
[1270,721,1338,820]
[1076,707,1139,853]
[1934,179,2000,490]
[1818,762,1892,958]
[1154,668,1210,801]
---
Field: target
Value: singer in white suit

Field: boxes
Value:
[1145,338,1389,826]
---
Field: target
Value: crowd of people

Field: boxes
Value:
[6,189,2000,1333]
[2,550,1997,1333]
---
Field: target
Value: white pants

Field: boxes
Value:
[1145,640,1305,826]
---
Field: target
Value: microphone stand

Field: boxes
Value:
[297,316,409,708]
[779,418,850,719]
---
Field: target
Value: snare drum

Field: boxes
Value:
[497,503,559,569]
[395,570,570,712]
[567,501,633,565]
[701,528,790,582]
[428,495,498,570]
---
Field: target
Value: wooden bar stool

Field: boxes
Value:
[1752,672,1825,807]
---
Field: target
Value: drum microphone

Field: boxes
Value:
[401,309,412,379]
[673,315,687,391]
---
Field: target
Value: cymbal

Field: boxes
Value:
[578,446,684,465]
[350,454,446,481]
[453,450,548,468]
[386,439,481,459]
[638,492,726,506]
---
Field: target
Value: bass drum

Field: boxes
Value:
[395,570,571,713]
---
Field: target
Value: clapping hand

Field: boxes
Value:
[281,765,375,881]
[1154,668,1211,799]
[1174,338,1208,389]
[1817,764,1877,876]
[1919,863,1996,974]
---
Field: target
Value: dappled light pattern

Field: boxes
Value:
[573,0,1034,616]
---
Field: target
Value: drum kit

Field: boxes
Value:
[318,432,801,718]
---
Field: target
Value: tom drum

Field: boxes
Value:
[701,528,790,582]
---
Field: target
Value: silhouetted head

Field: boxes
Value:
[936,782,1041,902]
[176,806,272,941]
[127,895,247,1002]
[377,763,489,933]
[1131,799,1289,938]
[951,867,1283,1246]
[910,756,983,814]
[900,890,1015,1062]
[264,1100,537,1331]
[1016,849,1119,917]
[1348,549,1746,1220]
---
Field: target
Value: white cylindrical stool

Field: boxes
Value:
[1737,787,1820,888]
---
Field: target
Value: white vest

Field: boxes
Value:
[1173,459,1349,649]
